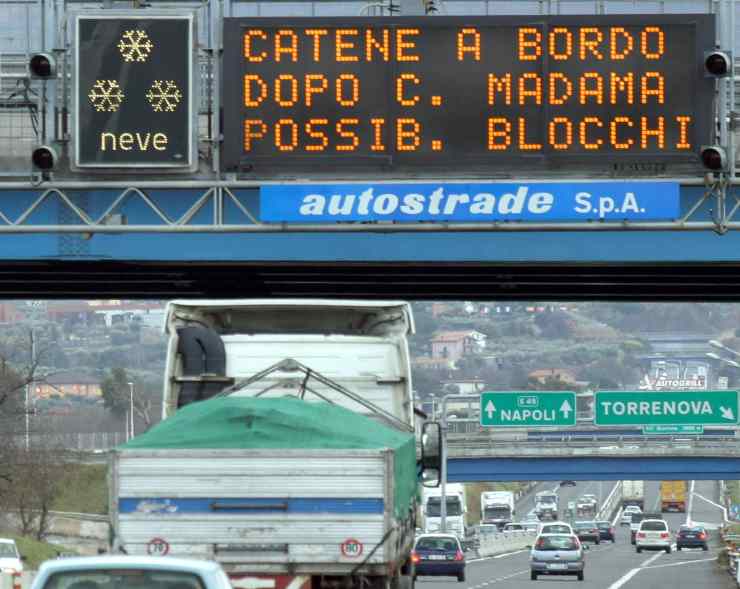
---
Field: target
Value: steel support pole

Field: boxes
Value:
[440,394,449,533]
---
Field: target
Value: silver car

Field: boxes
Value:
[530,534,585,581]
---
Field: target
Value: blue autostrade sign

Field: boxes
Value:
[259,182,679,223]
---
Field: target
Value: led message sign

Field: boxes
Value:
[74,14,194,169]
[222,15,715,176]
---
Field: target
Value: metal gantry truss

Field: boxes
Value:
[0,177,735,234]
[0,0,738,234]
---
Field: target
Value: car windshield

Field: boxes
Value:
[543,525,571,534]
[642,521,668,531]
[41,570,205,589]
[484,507,511,518]
[681,527,704,533]
[415,537,459,551]
[574,522,595,529]
[0,544,16,557]
[427,497,462,517]
[536,536,578,551]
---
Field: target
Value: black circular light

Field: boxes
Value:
[31,146,56,171]
[700,146,726,171]
[29,53,54,78]
[705,52,730,77]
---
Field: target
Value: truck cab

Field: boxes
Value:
[424,484,468,540]
[535,492,559,521]
[162,299,415,427]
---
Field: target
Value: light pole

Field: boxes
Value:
[707,352,740,368]
[128,381,135,439]
[709,340,740,358]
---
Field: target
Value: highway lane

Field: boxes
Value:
[513,480,617,523]
[420,479,733,589]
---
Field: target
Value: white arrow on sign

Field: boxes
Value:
[720,406,735,421]
[560,400,573,418]
[485,400,496,419]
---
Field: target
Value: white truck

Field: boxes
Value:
[622,481,645,510]
[480,491,516,530]
[423,483,467,539]
[534,491,559,521]
[110,299,440,589]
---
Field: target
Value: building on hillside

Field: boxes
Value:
[441,379,486,395]
[431,303,454,318]
[412,356,455,370]
[636,333,714,389]
[0,302,24,323]
[431,330,487,362]
[35,372,102,399]
[528,368,578,386]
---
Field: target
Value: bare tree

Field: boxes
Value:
[2,444,67,540]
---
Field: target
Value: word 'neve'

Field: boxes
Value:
[242,26,667,63]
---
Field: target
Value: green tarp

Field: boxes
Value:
[121,395,417,519]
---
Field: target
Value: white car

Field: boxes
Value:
[621,506,642,526]
[0,539,23,574]
[537,521,575,536]
[635,519,672,553]
[29,556,230,589]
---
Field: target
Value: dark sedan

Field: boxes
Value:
[596,521,616,543]
[573,521,601,544]
[676,525,709,551]
[412,534,466,582]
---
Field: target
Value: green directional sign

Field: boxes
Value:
[480,391,577,427]
[595,390,739,426]
[642,424,704,435]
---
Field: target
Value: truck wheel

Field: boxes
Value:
[530,572,537,581]
[457,572,465,583]
[577,572,584,582]
[677,546,681,551]
[636,547,642,553]
[665,546,671,554]
[703,545,708,551]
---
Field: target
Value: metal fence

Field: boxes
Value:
[11,431,124,450]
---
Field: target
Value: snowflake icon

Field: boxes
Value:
[88,80,125,112]
[118,30,153,63]
[146,80,182,112]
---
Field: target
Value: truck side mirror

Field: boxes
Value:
[420,422,442,487]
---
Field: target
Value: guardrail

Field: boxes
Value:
[596,481,623,522]
[477,529,537,557]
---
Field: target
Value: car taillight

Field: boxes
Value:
[660,532,669,539]
[699,532,707,540]
[411,551,420,564]
[536,539,545,548]
[454,551,464,561]
[637,532,646,539]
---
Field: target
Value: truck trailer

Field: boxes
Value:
[110,299,440,589]
[660,481,687,512]
[480,491,515,530]
[622,481,645,510]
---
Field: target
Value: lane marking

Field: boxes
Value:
[605,550,663,589]
[642,556,717,570]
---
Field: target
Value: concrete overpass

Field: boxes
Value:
[445,433,740,481]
